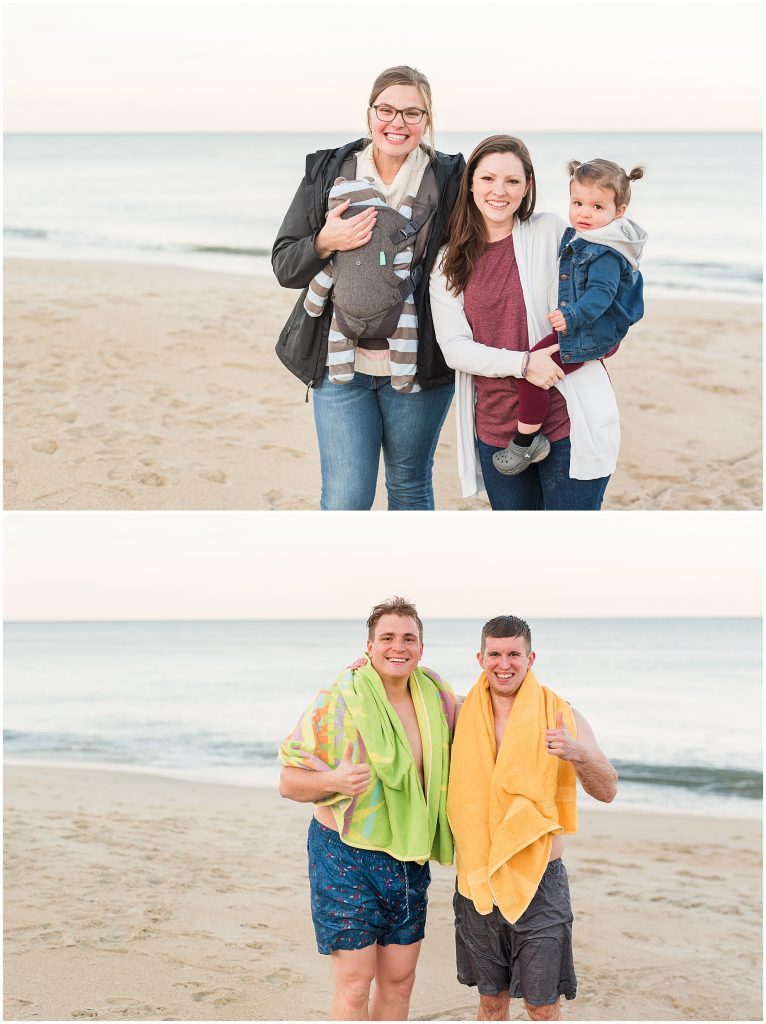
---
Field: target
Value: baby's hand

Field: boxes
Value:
[547,309,567,333]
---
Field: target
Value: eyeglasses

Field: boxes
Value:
[371,104,427,125]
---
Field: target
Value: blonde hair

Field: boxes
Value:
[367,65,435,159]
[568,158,644,209]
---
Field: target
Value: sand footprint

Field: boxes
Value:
[264,967,304,987]
[190,991,216,1003]
[138,472,167,487]
[30,437,58,454]
[261,443,306,459]
[222,362,257,372]
[165,341,204,352]
[198,468,227,484]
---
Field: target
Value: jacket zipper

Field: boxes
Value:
[305,303,331,402]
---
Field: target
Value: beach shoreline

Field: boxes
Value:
[4,763,762,1021]
[4,257,762,511]
[3,755,761,821]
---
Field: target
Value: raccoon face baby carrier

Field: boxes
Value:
[304,164,435,393]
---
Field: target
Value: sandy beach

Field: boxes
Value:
[4,258,762,511]
[4,764,761,1021]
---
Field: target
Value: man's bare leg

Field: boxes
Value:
[370,941,422,1020]
[524,999,561,1020]
[330,946,377,1021]
[478,993,510,1021]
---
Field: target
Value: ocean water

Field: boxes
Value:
[4,618,761,819]
[4,132,762,303]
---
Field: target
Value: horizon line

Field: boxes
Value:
[4,614,761,624]
[4,128,763,136]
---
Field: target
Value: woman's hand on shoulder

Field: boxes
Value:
[314,200,378,259]
[525,345,565,389]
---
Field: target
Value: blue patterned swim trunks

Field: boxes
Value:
[307,817,431,954]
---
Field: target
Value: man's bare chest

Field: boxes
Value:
[391,699,424,786]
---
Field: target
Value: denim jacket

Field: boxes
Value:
[555,220,647,363]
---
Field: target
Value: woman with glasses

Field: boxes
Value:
[273,66,465,510]
[429,135,618,511]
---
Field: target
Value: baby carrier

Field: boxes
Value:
[304,159,436,392]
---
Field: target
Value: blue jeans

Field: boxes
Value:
[312,370,454,510]
[478,436,610,510]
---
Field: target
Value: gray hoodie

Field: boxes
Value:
[573,217,648,270]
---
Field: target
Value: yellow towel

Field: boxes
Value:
[447,669,577,924]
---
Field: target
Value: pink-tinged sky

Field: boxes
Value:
[4,1,762,132]
[3,512,762,620]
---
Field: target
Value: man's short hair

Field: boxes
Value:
[367,596,423,643]
[480,615,532,652]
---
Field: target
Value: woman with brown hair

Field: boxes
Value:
[273,66,465,510]
[429,135,620,510]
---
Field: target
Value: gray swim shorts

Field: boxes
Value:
[453,858,577,1006]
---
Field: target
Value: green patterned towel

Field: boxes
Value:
[280,663,455,865]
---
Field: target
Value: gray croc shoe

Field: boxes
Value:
[492,434,551,476]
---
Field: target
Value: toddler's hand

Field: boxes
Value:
[547,310,567,333]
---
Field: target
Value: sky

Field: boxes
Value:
[3,511,762,620]
[3,1,762,132]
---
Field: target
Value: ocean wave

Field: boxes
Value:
[5,224,761,295]
[5,226,49,239]
[646,259,763,286]
[4,731,761,801]
[661,260,761,281]
[612,760,762,799]
[4,228,272,260]
[190,244,272,258]
[3,729,280,767]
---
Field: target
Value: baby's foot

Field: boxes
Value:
[492,434,551,476]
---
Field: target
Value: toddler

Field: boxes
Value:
[493,159,647,476]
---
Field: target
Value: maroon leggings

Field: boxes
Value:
[517,332,580,428]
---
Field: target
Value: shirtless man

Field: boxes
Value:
[279,597,455,1022]
[448,615,617,1022]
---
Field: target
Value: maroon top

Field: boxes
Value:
[463,232,570,447]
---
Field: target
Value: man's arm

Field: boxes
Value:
[545,708,618,803]
[279,743,371,802]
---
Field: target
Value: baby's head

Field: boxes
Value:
[567,159,644,233]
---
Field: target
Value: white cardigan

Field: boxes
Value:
[429,212,620,498]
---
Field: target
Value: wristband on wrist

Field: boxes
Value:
[521,352,530,378]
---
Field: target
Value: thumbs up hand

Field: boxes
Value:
[330,742,372,796]
[545,710,580,761]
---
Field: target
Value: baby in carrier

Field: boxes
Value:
[304,176,423,393]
